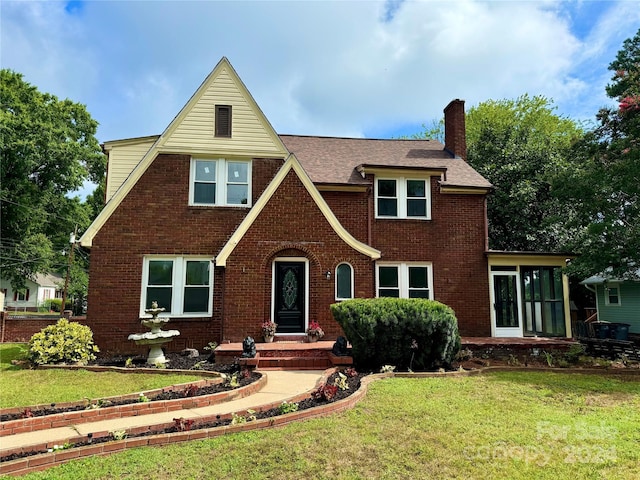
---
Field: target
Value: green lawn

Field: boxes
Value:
[13,370,640,480]
[0,343,203,408]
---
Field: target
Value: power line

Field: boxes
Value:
[0,196,94,227]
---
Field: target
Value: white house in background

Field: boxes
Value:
[0,273,63,311]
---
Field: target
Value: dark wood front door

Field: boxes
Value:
[274,261,306,333]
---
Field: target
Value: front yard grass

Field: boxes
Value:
[14,370,640,480]
[0,343,203,408]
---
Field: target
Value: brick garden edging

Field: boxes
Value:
[0,367,265,437]
[0,368,360,476]
[3,366,639,476]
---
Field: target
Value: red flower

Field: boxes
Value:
[619,95,640,112]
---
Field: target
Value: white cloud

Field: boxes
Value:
[1,2,99,102]
[1,0,639,143]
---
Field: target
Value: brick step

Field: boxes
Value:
[255,356,331,370]
[221,341,353,370]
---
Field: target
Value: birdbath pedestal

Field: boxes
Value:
[128,302,180,365]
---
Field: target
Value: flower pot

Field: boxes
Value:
[264,335,274,343]
[307,335,319,343]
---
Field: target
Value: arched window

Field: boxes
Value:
[335,263,353,300]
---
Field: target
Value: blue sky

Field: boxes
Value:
[2,0,639,194]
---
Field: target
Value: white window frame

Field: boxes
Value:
[375,176,431,219]
[335,262,354,301]
[189,158,251,207]
[141,256,213,317]
[376,262,433,299]
[604,283,621,306]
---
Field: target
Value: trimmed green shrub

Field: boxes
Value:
[330,298,461,371]
[42,298,72,312]
[28,319,99,365]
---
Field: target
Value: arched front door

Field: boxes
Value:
[273,259,307,333]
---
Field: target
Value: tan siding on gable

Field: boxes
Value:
[105,138,156,201]
[163,67,283,156]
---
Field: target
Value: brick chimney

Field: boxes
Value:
[444,99,467,161]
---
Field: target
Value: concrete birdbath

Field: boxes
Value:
[128,301,180,365]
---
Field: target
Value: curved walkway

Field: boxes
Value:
[0,370,323,455]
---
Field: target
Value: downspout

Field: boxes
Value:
[367,184,375,296]
[216,261,225,343]
[483,196,489,251]
[583,283,598,322]
[367,185,373,247]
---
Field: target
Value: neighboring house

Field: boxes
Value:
[79,57,573,353]
[580,271,640,334]
[0,273,63,311]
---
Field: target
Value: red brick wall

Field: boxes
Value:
[332,175,490,336]
[86,154,283,354]
[0,314,87,343]
[222,171,375,342]
[321,189,370,244]
[86,153,490,354]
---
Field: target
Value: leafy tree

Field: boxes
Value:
[407,118,444,142]
[0,69,105,291]
[556,29,640,279]
[409,96,583,252]
[465,95,583,251]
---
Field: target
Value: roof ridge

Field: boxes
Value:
[277,134,437,142]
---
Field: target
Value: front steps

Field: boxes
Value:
[215,339,353,370]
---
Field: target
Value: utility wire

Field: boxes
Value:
[0,196,96,227]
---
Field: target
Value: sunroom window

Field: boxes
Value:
[190,159,250,206]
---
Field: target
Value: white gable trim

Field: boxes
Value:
[80,57,288,247]
[215,154,381,267]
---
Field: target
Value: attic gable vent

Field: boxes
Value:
[215,105,232,137]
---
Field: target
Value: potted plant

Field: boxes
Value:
[261,320,277,342]
[306,320,325,342]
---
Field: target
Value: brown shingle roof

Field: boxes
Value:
[279,135,492,189]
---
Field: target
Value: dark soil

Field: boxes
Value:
[92,352,233,372]
[0,370,364,463]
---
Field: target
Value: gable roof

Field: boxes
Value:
[215,154,381,266]
[33,273,63,288]
[581,267,640,285]
[80,57,288,247]
[279,135,492,189]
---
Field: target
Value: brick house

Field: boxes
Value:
[80,58,572,354]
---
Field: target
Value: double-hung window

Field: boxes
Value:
[142,257,212,316]
[605,284,621,306]
[377,263,432,299]
[376,177,430,219]
[190,159,250,206]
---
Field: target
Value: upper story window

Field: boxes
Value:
[215,105,232,137]
[142,256,212,317]
[335,263,354,300]
[190,159,251,207]
[375,177,430,219]
[377,263,433,299]
[605,284,621,306]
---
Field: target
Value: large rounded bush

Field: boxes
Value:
[28,319,99,365]
[330,298,461,371]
